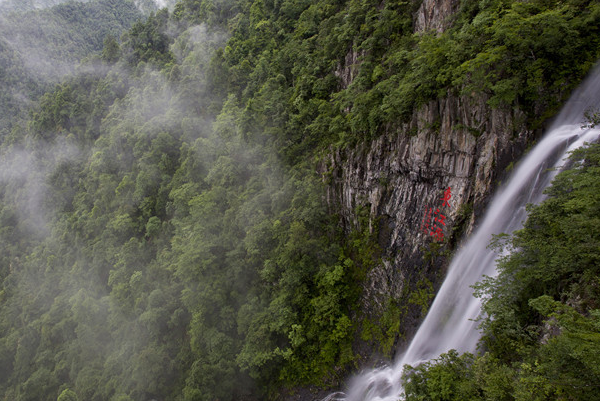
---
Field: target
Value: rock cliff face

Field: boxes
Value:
[320,0,544,360]
[319,0,553,381]
[414,0,460,33]
[324,93,536,351]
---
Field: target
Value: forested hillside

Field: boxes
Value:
[0,0,599,400]
[0,0,142,131]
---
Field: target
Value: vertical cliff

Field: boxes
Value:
[325,91,535,350]
[324,0,539,358]
[414,0,460,33]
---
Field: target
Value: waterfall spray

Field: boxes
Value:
[327,66,600,401]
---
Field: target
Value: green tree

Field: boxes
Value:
[102,34,121,63]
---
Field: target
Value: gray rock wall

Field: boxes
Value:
[321,0,543,367]
[414,0,460,33]
[323,92,535,350]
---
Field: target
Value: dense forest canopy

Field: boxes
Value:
[0,0,142,132]
[0,0,599,400]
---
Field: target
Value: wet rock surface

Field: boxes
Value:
[414,0,460,33]
[322,93,534,354]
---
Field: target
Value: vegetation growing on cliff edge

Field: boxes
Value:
[0,0,599,400]
[214,0,600,156]
[402,142,600,400]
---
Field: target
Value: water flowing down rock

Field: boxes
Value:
[327,65,600,401]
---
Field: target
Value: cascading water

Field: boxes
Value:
[327,66,600,401]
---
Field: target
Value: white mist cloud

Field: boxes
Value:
[0,0,89,12]
[0,137,81,237]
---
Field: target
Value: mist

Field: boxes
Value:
[0,0,172,13]
[0,2,276,397]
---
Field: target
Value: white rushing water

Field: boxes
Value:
[327,66,600,401]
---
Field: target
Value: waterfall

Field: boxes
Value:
[328,67,600,401]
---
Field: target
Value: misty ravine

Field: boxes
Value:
[0,0,600,401]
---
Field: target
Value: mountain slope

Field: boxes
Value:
[0,0,598,400]
[0,0,141,132]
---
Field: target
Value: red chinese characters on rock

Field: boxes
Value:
[421,187,451,242]
[441,186,452,207]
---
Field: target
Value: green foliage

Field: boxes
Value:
[0,0,141,133]
[360,299,404,357]
[408,278,435,316]
[1,0,600,399]
[0,0,141,76]
[403,350,479,401]
[102,35,122,64]
[215,0,600,153]
[121,9,176,68]
[0,2,371,398]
